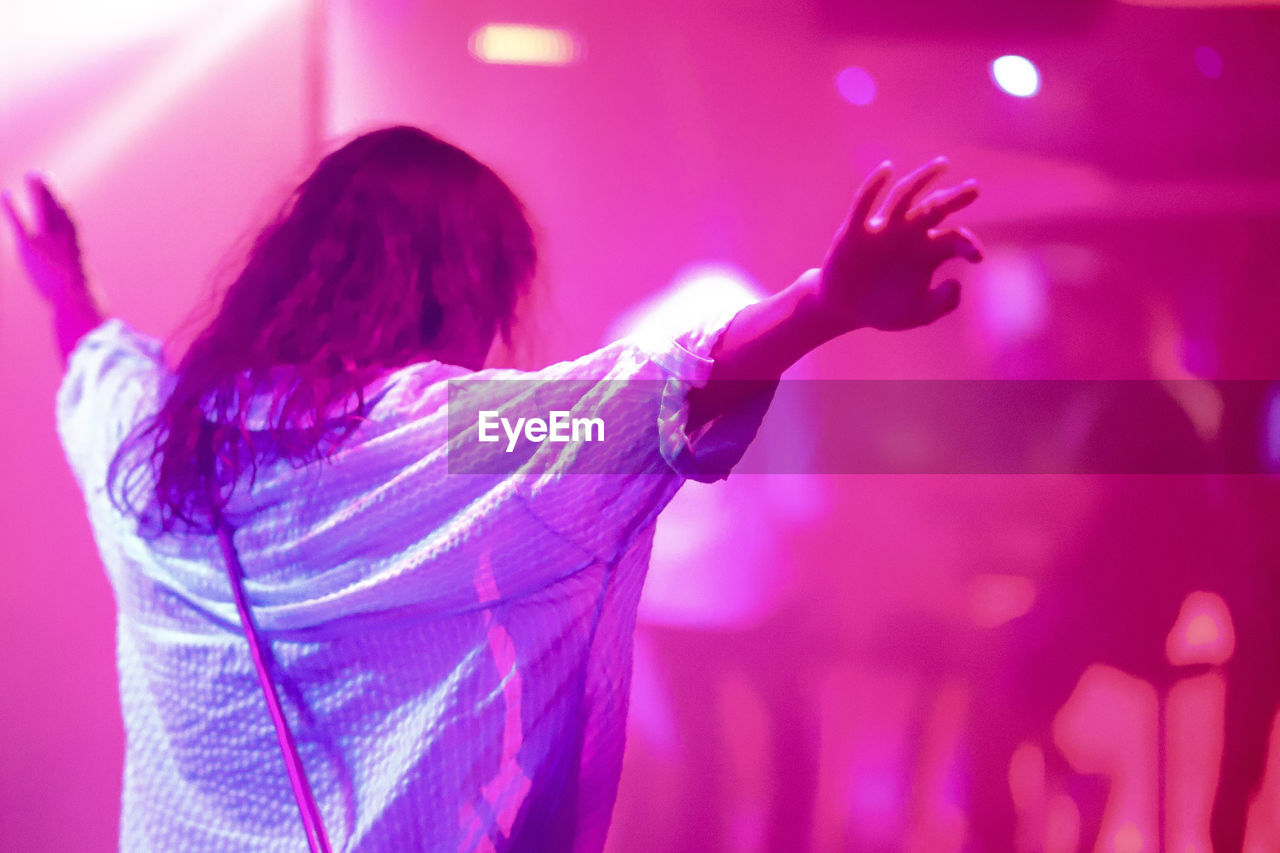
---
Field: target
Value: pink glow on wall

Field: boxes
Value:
[30,0,304,191]
[609,262,819,630]
[835,66,877,106]
[831,670,915,842]
[608,261,761,344]
[966,573,1037,628]
[0,0,219,98]
[1194,45,1225,78]
[972,248,1049,346]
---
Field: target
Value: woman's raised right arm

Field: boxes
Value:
[687,157,984,432]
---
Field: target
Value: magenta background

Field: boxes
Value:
[2,1,1278,850]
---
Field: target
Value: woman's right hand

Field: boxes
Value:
[817,156,983,334]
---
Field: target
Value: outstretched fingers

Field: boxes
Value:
[1,190,28,242]
[909,179,979,231]
[885,156,948,225]
[27,172,70,233]
[928,226,984,265]
[845,161,893,233]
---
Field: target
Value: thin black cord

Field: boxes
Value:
[216,520,333,853]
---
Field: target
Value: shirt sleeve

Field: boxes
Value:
[449,300,776,565]
[55,319,168,497]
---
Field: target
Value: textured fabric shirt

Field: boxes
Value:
[55,305,767,853]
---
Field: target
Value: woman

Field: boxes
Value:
[4,125,981,851]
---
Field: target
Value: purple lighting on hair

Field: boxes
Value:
[835,66,877,106]
[1194,46,1223,79]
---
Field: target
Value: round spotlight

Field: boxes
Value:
[990,55,1040,98]
[835,66,877,106]
[1194,46,1223,79]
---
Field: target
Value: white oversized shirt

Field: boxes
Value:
[55,306,768,853]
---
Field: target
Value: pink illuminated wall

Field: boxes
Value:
[3,1,1279,850]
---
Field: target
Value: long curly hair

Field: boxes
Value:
[109,125,537,534]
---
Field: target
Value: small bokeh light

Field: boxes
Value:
[990,54,1041,98]
[835,66,877,106]
[1166,591,1235,667]
[1194,45,1224,79]
[469,24,580,67]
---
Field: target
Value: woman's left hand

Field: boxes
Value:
[3,173,91,306]
[4,173,107,364]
